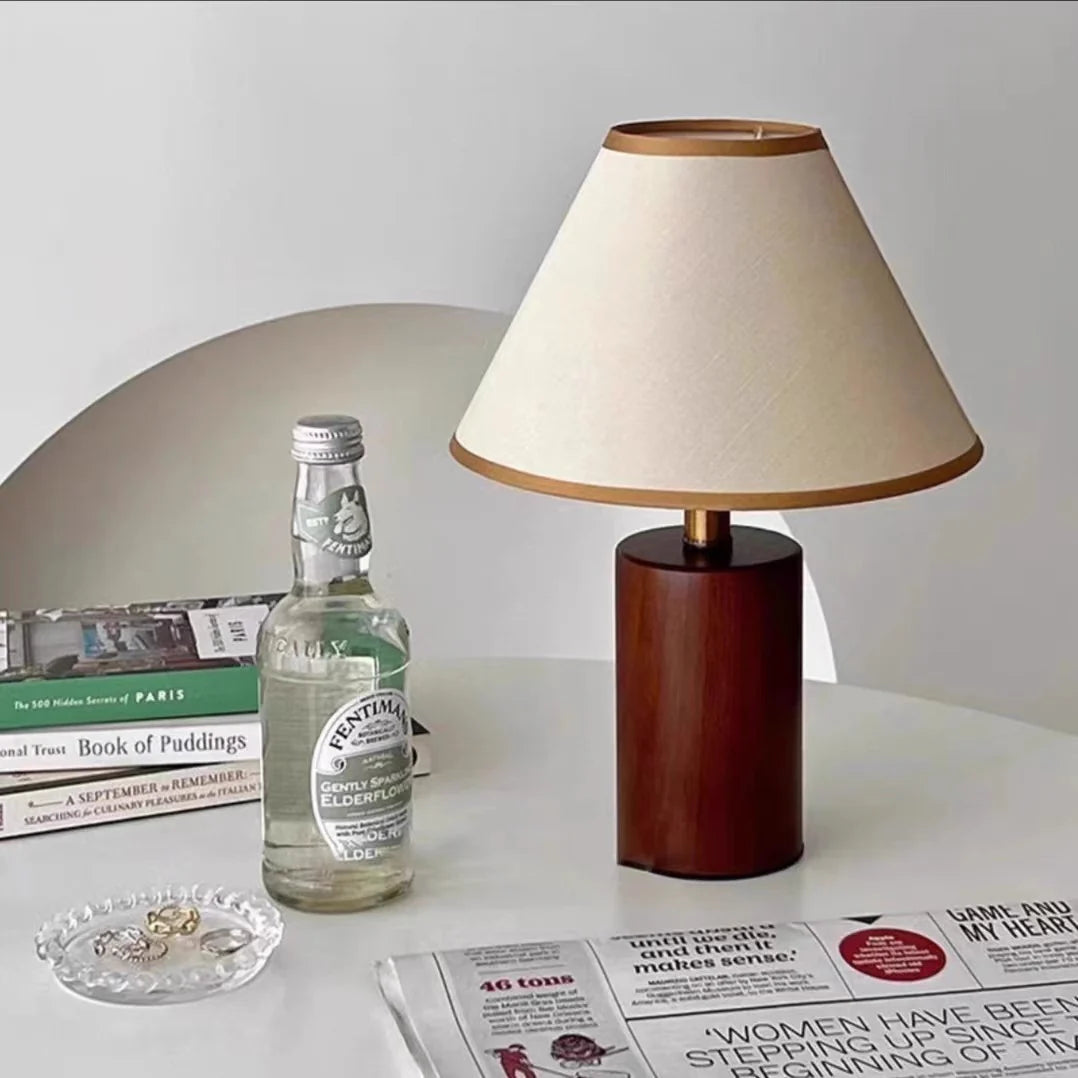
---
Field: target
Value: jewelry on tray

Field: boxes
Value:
[146,905,201,938]
[92,926,168,964]
[199,927,253,957]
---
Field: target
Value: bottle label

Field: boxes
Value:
[310,688,411,862]
[295,484,372,558]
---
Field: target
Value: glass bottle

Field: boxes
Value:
[258,415,412,912]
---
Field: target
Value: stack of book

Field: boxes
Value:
[0,594,431,839]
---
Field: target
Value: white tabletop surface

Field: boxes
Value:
[5,657,1077,1074]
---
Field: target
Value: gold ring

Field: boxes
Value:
[146,904,201,938]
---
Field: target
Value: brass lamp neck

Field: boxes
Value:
[683,509,731,549]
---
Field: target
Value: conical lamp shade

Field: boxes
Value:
[452,119,981,509]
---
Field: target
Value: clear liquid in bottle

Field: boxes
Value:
[258,415,413,913]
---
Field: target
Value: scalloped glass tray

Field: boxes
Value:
[35,884,283,1005]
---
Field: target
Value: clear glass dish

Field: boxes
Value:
[34,883,283,1005]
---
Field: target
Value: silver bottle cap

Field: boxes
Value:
[291,415,365,464]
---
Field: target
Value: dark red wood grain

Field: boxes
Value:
[615,525,803,878]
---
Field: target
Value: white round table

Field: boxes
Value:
[5,658,1075,1075]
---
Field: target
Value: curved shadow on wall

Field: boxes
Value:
[0,302,835,677]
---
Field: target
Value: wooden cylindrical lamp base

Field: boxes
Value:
[615,523,804,879]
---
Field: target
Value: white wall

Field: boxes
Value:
[1,2,1075,727]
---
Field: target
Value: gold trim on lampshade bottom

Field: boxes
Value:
[603,119,827,157]
[449,435,984,511]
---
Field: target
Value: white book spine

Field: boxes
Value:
[0,720,260,772]
[0,761,262,839]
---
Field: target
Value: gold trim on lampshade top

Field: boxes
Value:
[450,435,983,511]
[452,118,982,511]
[603,119,827,157]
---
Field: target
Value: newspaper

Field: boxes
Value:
[377,897,1078,1078]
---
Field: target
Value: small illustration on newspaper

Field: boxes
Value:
[378,897,1078,1078]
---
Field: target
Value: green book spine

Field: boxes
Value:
[0,666,259,731]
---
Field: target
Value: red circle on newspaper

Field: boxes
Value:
[838,928,947,981]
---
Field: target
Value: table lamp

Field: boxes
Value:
[450,119,982,879]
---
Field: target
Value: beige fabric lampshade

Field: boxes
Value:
[452,119,981,509]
